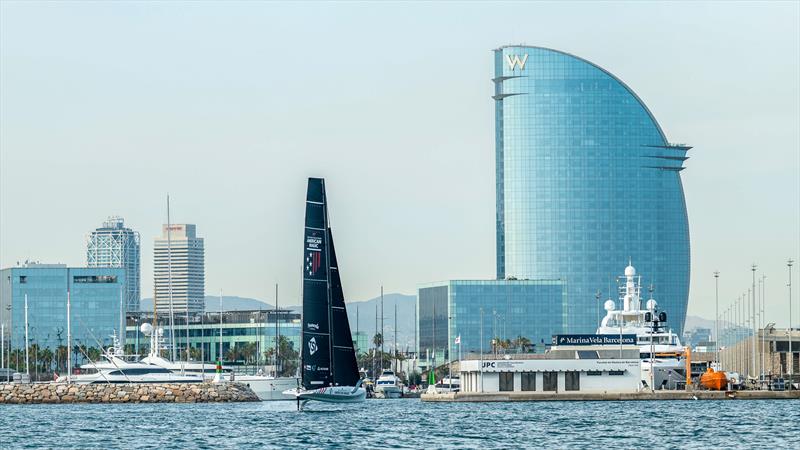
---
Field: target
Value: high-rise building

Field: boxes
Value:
[153,224,205,314]
[87,217,141,312]
[494,45,690,335]
[0,264,126,363]
[417,45,692,365]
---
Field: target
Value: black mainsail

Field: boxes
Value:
[301,178,359,390]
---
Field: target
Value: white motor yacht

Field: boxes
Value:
[375,369,403,398]
[55,334,204,384]
[138,323,300,400]
[596,264,686,390]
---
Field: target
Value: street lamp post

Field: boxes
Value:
[714,271,720,367]
[789,259,794,378]
[751,264,757,382]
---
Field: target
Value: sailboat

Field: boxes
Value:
[283,178,366,405]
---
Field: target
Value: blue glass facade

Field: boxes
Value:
[494,46,690,335]
[417,280,566,364]
[0,265,126,358]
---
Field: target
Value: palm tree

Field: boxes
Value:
[372,333,383,349]
[515,336,532,353]
[86,347,102,363]
[55,345,68,373]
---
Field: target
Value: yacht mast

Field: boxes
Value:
[167,195,176,361]
[394,300,397,373]
[218,289,223,363]
[274,283,279,376]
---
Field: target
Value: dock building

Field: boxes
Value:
[459,341,641,394]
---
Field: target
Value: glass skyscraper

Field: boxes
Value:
[87,217,141,312]
[494,46,690,334]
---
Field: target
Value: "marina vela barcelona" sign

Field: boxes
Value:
[553,334,637,346]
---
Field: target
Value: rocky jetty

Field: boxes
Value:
[0,382,260,404]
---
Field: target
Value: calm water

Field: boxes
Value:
[1,398,798,449]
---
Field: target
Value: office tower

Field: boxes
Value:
[154,224,205,314]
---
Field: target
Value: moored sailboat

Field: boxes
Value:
[283,178,366,406]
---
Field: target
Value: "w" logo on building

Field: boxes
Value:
[505,54,528,70]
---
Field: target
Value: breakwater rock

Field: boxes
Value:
[0,382,260,404]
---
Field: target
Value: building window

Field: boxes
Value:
[521,372,536,391]
[499,372,514,392]
[543,371,557,391]
[73,275,117,283]
[565,372,580,391]
[587,371,601,376]
[19,276,27,284]
[608,370,624,376]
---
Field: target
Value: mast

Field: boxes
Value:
[381,286,384,368]
[119,284,125,356]
[167,195,176,361]
[394,300,397,373]
[218,289,223,363]
[275,283,279,376]
[24,294,29,379]
[67,273,72,383]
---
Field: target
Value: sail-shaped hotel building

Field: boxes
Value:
[417,46,690,365]
[494,46,690,335]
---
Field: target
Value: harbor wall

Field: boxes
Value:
[0,382,259,404]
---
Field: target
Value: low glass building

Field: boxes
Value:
[417,280,566,368]
[125,310,302,365]
[0,264,126,367]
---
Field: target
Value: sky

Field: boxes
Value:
[1,2,798,326]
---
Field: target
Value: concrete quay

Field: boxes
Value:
[421,390,800,402]
[0,382,260,404]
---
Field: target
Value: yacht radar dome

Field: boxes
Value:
[604,299,616,311]
[140,322,153,335]
[625,265,636,277]
[646,299,658,311]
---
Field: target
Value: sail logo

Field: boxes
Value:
[306,250,322,276]
[308,337,318,356]
[505,54,528,70]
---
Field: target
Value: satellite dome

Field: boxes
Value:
[604,299,616,311]
[140,323,153,335]
[625,265,636,277]
[646,299,658,311]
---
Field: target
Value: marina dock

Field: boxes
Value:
[0,382,260,404]
[421,390,800,402]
